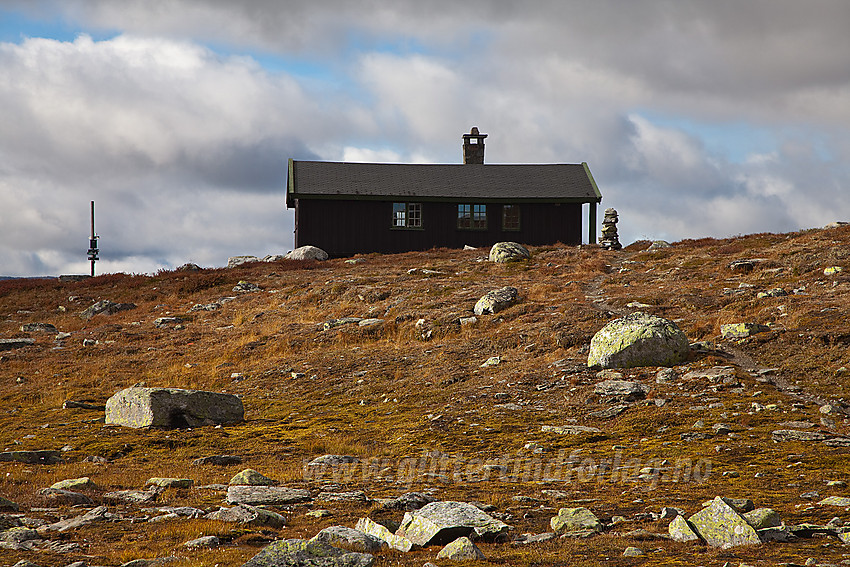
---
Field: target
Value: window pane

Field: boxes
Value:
[392,203,406,227]
[408,203,422,228]
[458,204,471,229]
[502,204,520,230]
[473,204,487,229]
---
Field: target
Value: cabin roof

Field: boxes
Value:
[287,160,602,207]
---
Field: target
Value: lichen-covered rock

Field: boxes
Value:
[226,485,311,506]
[489,242,530,263]
[241,539,374,567]
[230,469,276,486]
[105,387,244,429]
[541,425,605,437]
[286,246,329,261]
[688,496,760,548]
[668,515,700,542]
[396,501,510,547]
[50,477,96,491]
[593,380,647,399]
[355,517,413,552]
[474,286,519,316]
[436,536,485,560]
[720,323,770,339]
[587,312,689,369]
[743,508,781,530]
[550,507,602,535]
[310,526,386,553]
[818,496,850,507]
[20,323,57,333]
[40,488,94,506]
[206,504,286,529]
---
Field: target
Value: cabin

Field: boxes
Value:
[286,128,602,256]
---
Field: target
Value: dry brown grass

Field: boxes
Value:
[1,231,850,565]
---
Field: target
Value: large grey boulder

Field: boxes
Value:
[206,504,286,529]
[310,526,386,553]
[668,515,700,542]
[688,496,760,548]
[396,501,510,547]
[105,387,243,429]
[227,255,260,268]
[474,286,519,315]
[241,539,373,567]
[226,485,311,506]
[489,242,530,263]
[285,246,329,261]
[587,312,689,369]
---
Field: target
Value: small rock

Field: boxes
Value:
[20,323,57,333]
[50,477,96,491]
[80,300,136,320]
[623,546,644,556]
[191,455,242,466]
[720,323,770,339]
[146,478,193,489]
[153,317,184,328]
[474,286,519,315]
[232,281,261,293]
[227,255,259,268]
[241,539,372,567]
[39,488,94,506]
[818,496,850,507]
[310,525,386,553]
[226,485,311,506]
[206,504,286,528]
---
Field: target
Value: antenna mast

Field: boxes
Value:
[87,201,99,277]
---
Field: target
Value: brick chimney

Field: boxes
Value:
[462,127,487,164]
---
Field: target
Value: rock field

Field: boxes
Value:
[1,227,850,566]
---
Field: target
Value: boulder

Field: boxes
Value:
[743,508,781,530]
[105,387,244,429]
[146,478,193,489]
[308,455,359,467]
[20,323,57,333]
[227,255,259,268]
[206,504,286,529]
[226,485,311,506]
[80,300,136,320]
[0,495,18,512]
[587,312,689,369]
[233,281,261,293]
[42,505,112,532]
[436,536,485,560]
[0,338,36,351]
[541,425,605,437]
[550,507,602,535]
[771,430,829,442]
[241,539,374,567]
[687,496,760,548]
[262,254,287,262]
[310,526,386,553]
[39,488,94,506]
[474,286,519,315]
[176,263,201,271]
[668,515,700,542]
[192,455,242,466]
[285,246,329,261]
[818,496,850,507]
[396,501,510,546]
[0,450,62,465]
[593,380,647,400]
[230,469,276,486]
[184,535,220,549]
[355,517,414,552]
[489,242,531,263]
[378,492,436,512]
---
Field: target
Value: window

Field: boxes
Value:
[502,204,520,231]
[458,204,487,230]
[392,203,422,228]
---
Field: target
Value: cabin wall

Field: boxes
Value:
[294,199,582,256]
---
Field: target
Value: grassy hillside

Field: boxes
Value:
[1,226,849,566]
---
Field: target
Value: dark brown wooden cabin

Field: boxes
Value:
[285,128,602,257]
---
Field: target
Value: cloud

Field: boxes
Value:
[1,2,849,275]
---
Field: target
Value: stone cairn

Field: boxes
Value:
[599,207,622,250]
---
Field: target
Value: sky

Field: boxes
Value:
[1,0,848,277]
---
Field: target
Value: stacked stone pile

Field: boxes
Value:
[599,208,622,250]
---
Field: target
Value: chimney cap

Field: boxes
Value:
[463,126,487,140]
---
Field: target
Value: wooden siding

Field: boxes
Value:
[294,199,582,256]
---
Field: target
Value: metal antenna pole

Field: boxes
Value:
[87,201,99,277]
